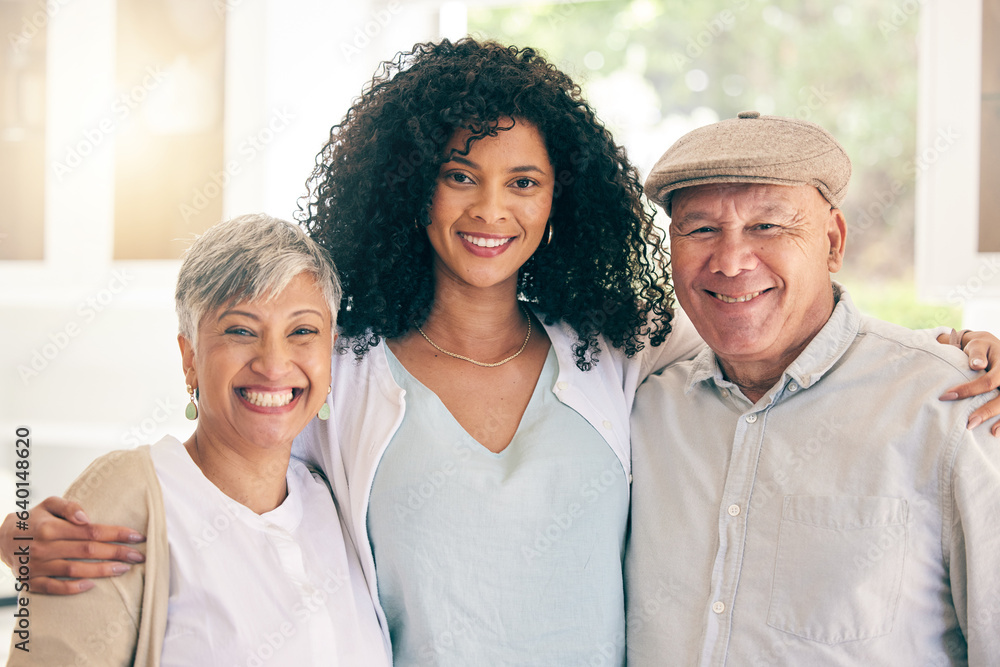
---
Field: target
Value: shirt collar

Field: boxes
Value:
[684,282,861,400]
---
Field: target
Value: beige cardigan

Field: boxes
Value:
[7,446,169,666]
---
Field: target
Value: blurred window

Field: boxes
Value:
[113,0,225,259]
[0,1,46,260]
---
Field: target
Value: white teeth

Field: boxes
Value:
[242,389,294,407]
[713,291,763,304]
[459,233,513,248]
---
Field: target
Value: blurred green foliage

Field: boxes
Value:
[468,0,958,324]
[839,272,963,330]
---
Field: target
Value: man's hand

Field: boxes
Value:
[1,496,146,595]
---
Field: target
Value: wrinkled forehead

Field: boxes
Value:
[669,183,826,224]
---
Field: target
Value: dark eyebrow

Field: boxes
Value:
[509,165,546,174]
[445,154,547,175]
[447,155,480,169]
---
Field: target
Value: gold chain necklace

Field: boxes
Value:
[414,304,532,368]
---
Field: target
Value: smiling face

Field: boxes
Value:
[425,118,555,293]
[669,183,847,375]
[180,272,333,453]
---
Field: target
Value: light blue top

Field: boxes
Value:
[368,345,629,666]
[626,285,1000,666]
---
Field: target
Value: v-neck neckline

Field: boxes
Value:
[382,343,556,456]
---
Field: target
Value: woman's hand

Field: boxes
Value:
[939,329,1000,435]
[1,496,146,595]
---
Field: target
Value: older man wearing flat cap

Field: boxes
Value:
[625,112,1000,665]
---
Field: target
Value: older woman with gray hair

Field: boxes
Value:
[7,214,389,666]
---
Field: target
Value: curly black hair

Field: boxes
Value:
[299,37,674,370]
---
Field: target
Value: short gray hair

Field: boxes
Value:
[175,214,341,342]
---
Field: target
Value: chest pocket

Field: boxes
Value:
[767,495,907,644]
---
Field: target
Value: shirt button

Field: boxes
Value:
[712,601,726,614]
[719,388,729,398]
[788,382,799,392]
[727,504,741,516]
[602,420,613,429]
[628,473,633,484]
[745,413,757,423]
[556,381,568,391]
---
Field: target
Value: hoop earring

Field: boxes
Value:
[185,384,198,420]
[545,221,554,246]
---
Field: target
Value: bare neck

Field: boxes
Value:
[716,358,788,404]
[409,280,529,356]
[183,428,289,515]
[717,305,837,405]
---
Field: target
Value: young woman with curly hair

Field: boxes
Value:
[289,37,705,664]
[302,38,680,369]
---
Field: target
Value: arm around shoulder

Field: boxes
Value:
[7,447,169,667]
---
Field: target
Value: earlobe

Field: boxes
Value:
[827,208,848,272]
[178,334,197,385]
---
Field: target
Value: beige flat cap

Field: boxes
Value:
[645,111,852,215]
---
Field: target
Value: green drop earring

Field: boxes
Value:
[185,384,199,420]
[317,386,331,421]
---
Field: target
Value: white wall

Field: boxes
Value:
[916,0,1000,332]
